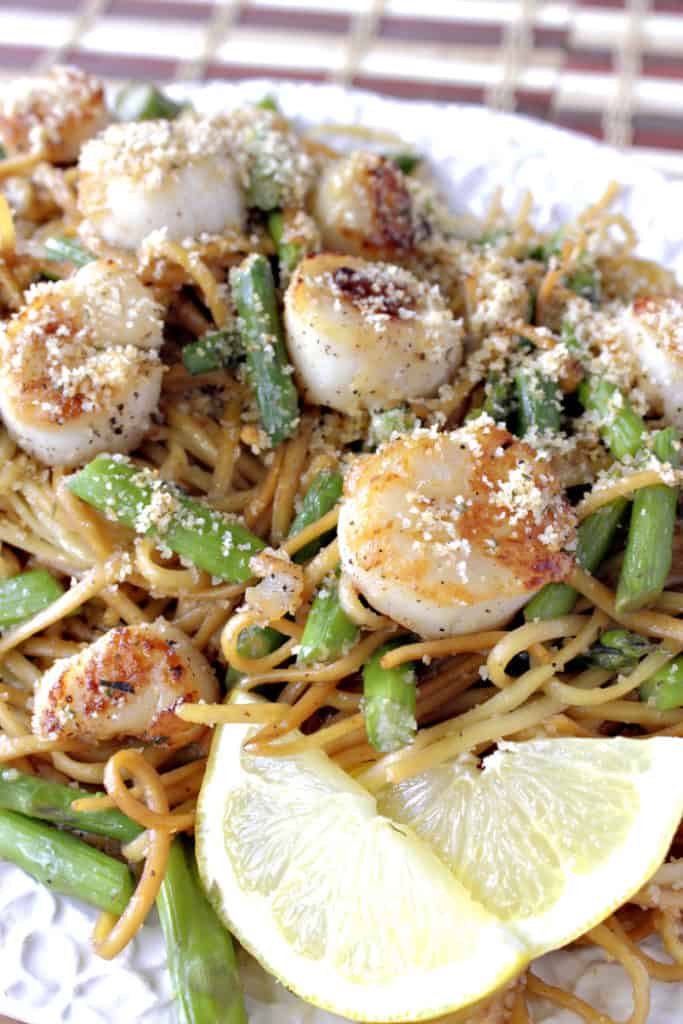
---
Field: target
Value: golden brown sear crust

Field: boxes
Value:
[37,627,199,744]
[361,156,416,258]
[34,622,219,748]
[343,423,575,605]
[458,425,575,590]
[0,66,107,163]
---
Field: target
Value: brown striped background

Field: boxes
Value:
[0,0,681,176]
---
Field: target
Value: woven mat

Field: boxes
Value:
[0,0,682,175]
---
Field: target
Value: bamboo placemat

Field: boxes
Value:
[0,0,681,174]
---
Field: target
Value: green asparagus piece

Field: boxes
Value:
[256,95,279,112]
[560,319,580,351]
[238,624,286,660]
[389,152,421,175]
[368,407,417,448]
[157,838,247,1024]
[483,370,511,424]
[0,768,141,843]
[0,569,64,627]
[245,126,284,211]
[565,260,600,304]
[615,428,681,614]
[524,497,628,621]
[67,455,265,583]
[115,81,183,121]
[44,236,96,267]
[583,629,657,670]
[466,370,511,425]
[266,210,303,275]
[527,229,563,264]
[578,378,646,460]
[225,624,287,686]
[232,254,299,446]
[363,642,417,753]
[0,809,134,914]
[474,228,509,248]
[297,576,358,665]
[640,656,683,710]
[0,144,6,159]
[182,329,242,376]
[514,366,562,437]
[289,470,343,564]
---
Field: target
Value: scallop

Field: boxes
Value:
[284,252,463,415]
[0,65,108,164]
[314,151,420,261]
[33,621,220,748]
[0,259,164,466]
[620,295,683,428]
[338,418,576,638]
[78,115,245,250]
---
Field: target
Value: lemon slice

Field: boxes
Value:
[196,714,524,1022]
[378,737,683,954]
[196,698,683,1023]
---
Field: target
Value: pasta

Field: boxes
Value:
[0,65,682,1024]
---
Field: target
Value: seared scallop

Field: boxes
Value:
[78,115,245,249]
[314,151,420,261]
[0,259,163,466]
[0,65,108,164]
[338,418,576,638]
[620,296,683,428]
[33,621,219,748]
[284,252,463,415]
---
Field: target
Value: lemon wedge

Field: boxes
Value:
[196,700,683,1023]
[379,737,683,954]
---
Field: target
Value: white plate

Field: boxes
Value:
[2,80,683,1024]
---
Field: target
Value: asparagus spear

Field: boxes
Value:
[157,838,247,1024]
[44,236,96,267]
[297,575,358,665]
[565,260,600,304]
[616,427,681,614]
[582,629,657,670]
[231,254,300,446]
[0,809,134,914]
[115,82,183,121]
[67,455,265,583]
[474,229,509,248]
[578,378,646,461]
[483,370,511,424]
[527,377,646,621]
[368,407,417,448]
[524,497,628,621]
[514,366,562,437]
[527,229,563,264]
[267,211,303,276]
[0,768,141,843]
[389,152,421,175]
[0,569,64,627]
[288,470,343,564]
[466,370,511,425]
[182,329,242,376]
[363,643,417,753]
[640,656,683,711]
[225,623,286,686]
[256,95,279,112]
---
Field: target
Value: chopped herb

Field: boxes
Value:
[99,680,135,695]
